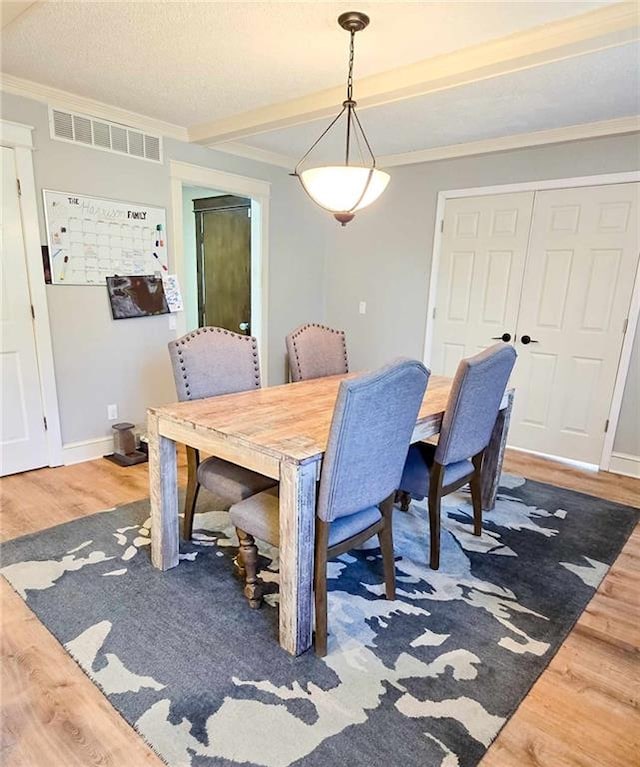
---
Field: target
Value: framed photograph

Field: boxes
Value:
[106,275,169,320]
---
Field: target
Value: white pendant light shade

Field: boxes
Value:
[299,166,390,213]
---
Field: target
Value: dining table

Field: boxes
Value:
[147,373,514,656]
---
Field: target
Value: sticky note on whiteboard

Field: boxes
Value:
[162,274,183,313]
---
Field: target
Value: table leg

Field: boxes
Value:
[481,390,514,511]
[148,412,179,570]
[278,459,317,655]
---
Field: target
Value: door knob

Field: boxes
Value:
[491,333,511,342]
[239,321,250,333]
[520,335,539,345]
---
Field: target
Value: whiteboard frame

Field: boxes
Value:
[42,188,168,286]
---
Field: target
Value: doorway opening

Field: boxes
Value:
[170,161,270,382]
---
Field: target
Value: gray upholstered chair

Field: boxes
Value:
[398,343,517,570]
[168,327,277,539]
[285,323,349,382]
[229,358,430,656]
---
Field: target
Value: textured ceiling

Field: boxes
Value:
[1,1,616,125]
[236,42,640,162]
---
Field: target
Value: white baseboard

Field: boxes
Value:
[506,445,599,473]
[608,451,640,479]
[62,436,113,465]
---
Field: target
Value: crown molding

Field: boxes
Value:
[209,140,293,169]
[225,116,640,171]
[188,3,639,145]
[378,116,640,168]
[0,73,189,141]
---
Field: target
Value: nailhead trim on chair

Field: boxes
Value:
[289,323,348,380]
[173,326,261,400]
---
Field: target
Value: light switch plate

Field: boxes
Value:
[359,301,367,315]
[107,404,118,420]
[168,314,177,330]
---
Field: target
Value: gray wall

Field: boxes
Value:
[615,324,639,457]
[2,90,637,458]
[1,92,331,446]
[323,133,640,456]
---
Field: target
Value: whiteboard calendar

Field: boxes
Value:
[43,190,168,286]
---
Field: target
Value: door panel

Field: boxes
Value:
[0,147,48,475]
[431,192,534,374]
[509,183,640,463]
[196,204,251,334]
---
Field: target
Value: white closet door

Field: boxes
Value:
[0,147,49,476]
[431,192,534,375]
[509,183,640,464]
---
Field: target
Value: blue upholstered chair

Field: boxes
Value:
[286,323,349,382]
[229,358,430,656]
[168,327,276,540]
[398,343,517,570]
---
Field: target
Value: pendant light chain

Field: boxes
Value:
[346,30,355,101]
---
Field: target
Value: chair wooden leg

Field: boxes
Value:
[183,446,200,540]
[428,463,444,570]
[396,490,411,512]
[378,497,396,600]
[236,528,263,608]
[314,520,329,657]
[470,451,484,537]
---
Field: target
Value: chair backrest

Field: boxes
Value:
[435,343,517,466]
[286,323,349,382]
[168,327,261,401]
[317,359,430,522]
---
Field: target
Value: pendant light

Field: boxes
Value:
[291,11,390,226]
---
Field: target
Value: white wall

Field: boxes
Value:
[323,132,640,457]
[1,92,331,451]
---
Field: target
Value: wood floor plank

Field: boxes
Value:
[1,580,162,767]
[0,448,638,767]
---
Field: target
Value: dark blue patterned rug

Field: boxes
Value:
[1,474,637,767]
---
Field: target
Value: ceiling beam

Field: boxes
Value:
[188,2,639,145]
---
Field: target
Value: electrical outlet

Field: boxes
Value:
[107,404,118,420]
[359,301,367,315]
[168,314,176,330]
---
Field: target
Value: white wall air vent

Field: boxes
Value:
[48,107,163,163]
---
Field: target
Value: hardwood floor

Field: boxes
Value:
[0,450,638,766]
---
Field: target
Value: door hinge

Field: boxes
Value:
[622,317,628,334]
[432,307,437,319]
[43,416,48,430]
[604,419,609,433]
[16,178,22,197]
[30,304,35,319]
[247,208,252,218]
[440,219,444,233]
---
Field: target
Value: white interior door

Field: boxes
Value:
[0,146,49,476]
[509,183,640,464]
[431,191,534,374]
